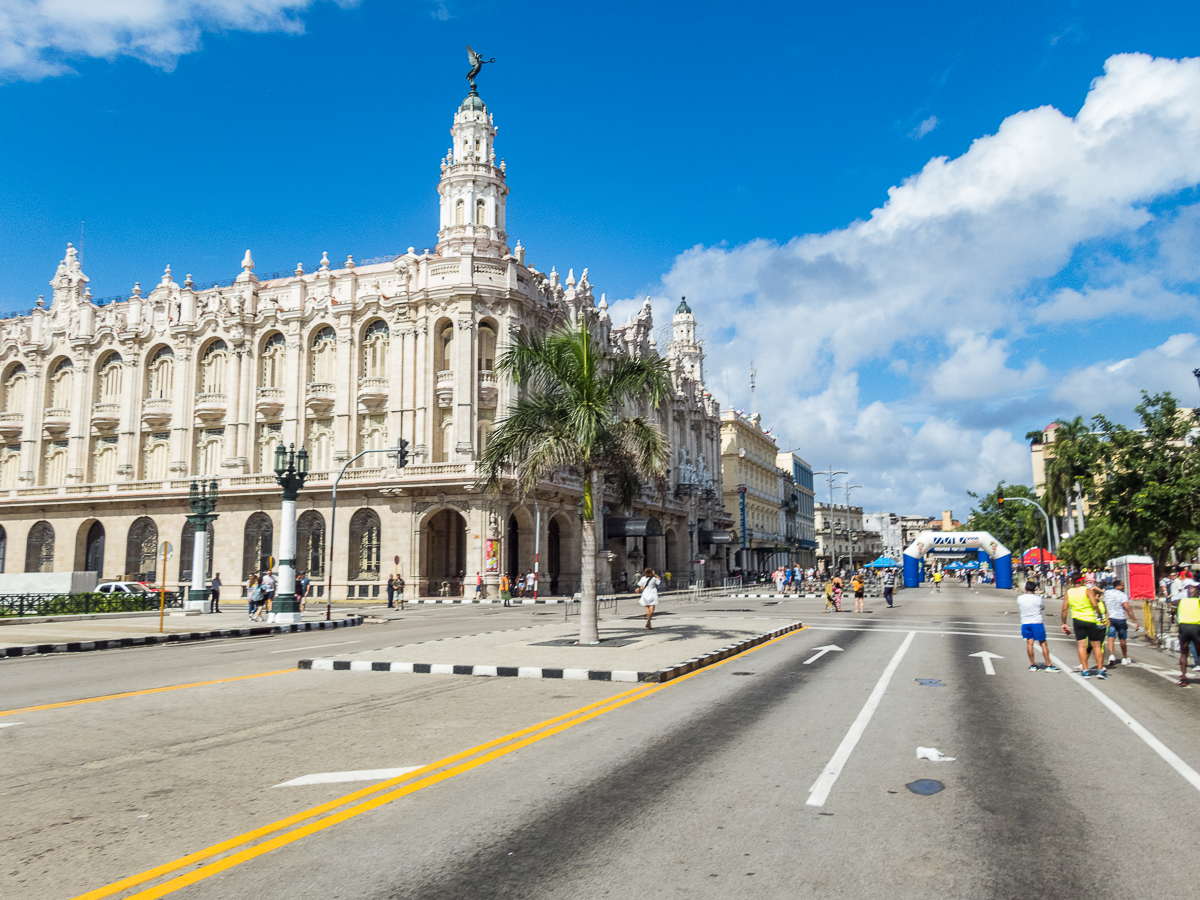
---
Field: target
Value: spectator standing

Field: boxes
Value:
[386,575,396,609]
[526,570,537,598]
[210,573,222,613]
[396,574,405,609]
[261,571,276,607]
[852,570,866,613]
[500,573,511,606]
[297,571,310,614]
[475,571,484,601]
[1104,579,1139,666]
[1061,582,1108,678]
[882,568,895,608]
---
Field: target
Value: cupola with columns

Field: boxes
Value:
[436,89,510,258]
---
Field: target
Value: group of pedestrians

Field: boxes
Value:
[770,565,820,595]
[820,567,896,612]
[1015,575,1142,679]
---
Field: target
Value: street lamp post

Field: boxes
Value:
[185,479,219,612]
[270,443,309,624]
[843,483,862,570]
[687,518,696,588]
[814,468,847,572]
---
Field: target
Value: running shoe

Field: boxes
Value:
[1178,679,1189,687]
[1193,665,1200,672]
[1044,665,1061,672]
[1107,656,1117,666]
[1029,665,1039,671]
[1121,658,1132,666]
[1080,670,1093,678]
[1095,670,1108,679]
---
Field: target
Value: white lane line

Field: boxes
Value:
[0,722,24,728]
[807,630,917,808]
[273,766,424,787]
[269,641,360,654]
[1051,653,1200,795]
[802,624,1075,643]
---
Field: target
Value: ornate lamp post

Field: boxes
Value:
[271,443,309,624]
[186,479,219,612]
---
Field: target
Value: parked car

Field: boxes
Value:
[96,582,152,594]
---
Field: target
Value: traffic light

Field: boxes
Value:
[997,490,1004,508]
[395,439,409,469]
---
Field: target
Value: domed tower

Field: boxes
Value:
[436,89,510,258]
[669,296,704,383]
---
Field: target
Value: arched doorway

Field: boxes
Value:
[24,521,54,573]
[425,508,466,594]
[85,521,105,578]
[348,509,381,582]
[507,514,520,579]
[548,518,560,595]
[243,512,273,582]
[0,524,7,573]
[297,510,326,579]
[125,517,158,582]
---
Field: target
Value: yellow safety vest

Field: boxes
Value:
[1178,596,1200,625]
[1067,586,1105,623]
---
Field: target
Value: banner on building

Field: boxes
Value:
[485,539,499,573]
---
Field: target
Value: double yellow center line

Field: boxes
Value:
[73,626,805,900]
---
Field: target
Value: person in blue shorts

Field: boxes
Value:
[1018,580,1058,671]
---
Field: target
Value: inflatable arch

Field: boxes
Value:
[903,531,1013,590]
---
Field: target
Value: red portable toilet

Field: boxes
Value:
[1109,555,1156,600]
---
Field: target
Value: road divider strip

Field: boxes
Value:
[0,616,364,658]
[73,624,807,900]
[298,620,806,684]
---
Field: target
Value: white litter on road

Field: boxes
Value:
[916,747,956,762]
[273,766,424,787]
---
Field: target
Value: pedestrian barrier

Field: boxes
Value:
[0,590,184,618]
[563,596,620,618]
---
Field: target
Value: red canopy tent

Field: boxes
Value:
[1020,548,1057,565]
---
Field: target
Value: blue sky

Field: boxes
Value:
[2,1,1199,516]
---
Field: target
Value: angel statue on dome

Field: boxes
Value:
[466,45,494,92]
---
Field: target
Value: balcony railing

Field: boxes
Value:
[435,370,453,408]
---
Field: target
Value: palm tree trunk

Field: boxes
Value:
[579,469,600,644]
[1073,482,1086,534]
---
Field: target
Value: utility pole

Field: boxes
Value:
[842,483,862,571]
[813,468,847,573]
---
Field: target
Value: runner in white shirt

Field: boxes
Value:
[1104,580,1140,666]
[1017,581,1058,672]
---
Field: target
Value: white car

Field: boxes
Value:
[96,581,153,594]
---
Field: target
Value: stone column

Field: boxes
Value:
[170,347,194,477]
[454,308,474,460]
[413,318,428,462]
[18,359,43,484]
[66,358,90,482]
[224,345,242,465]
[117,351,141,480]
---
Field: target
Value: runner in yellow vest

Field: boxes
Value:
[1060,583,1108,677]
[932,570,943,592]
[1174,583,1200,687]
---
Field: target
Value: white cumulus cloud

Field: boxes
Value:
[0,0,359,81]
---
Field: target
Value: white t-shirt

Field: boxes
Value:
[1104,588,1130,620]
[637,575,661,605]
[1016,592,1045,625]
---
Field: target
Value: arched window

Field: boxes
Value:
[261,333,285,388]
[0,443,20,489]
[84,521,105,576]
[297,510,325,579]
[359,414,387,460]
[348,508,381,580]
[242,512,273,582]
[24,520,54,573]
[438,323,454,371]
[146,346,174,399]
[455,198,465,226]
[92,436,118,483]
[2,363,26,413]
[179,521,215,584]
[257,422,282,474]
[440,411,454,463]
[476,198,487,226]
[477,322,496,371]
[307,418,334,471]
[48,358,73,408]
[477,418,493,457]
[197,428,224,475]
[311,327,336,382]
[362,320,389,378]
[200,340,227,393]
[43,440,68,485]
[142,431,170,481]
[125,517,158,581]
[97,351,123,401]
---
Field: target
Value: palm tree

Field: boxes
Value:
[480,317,671,643]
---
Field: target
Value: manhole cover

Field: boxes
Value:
[732,671,754,676]
[906,779,945,795]
[915,679,946,686]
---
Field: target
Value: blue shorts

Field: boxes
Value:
[1021,623,1047,642]
[1107,620,1128,640]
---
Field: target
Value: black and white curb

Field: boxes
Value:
[1,616,364,658]
[411,597,568,605]
[299,620,805,684]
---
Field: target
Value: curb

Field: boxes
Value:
[298,620,805,684]
[413,597,568,605]
[1,616,365,658]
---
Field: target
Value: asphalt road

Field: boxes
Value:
[3,582,1198,900]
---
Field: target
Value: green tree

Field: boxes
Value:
[965,482,1046,558]
[1091,392,1200,570]
[1038,416,1100,534]
[1056,517,1130,569]
[480,318,671,643]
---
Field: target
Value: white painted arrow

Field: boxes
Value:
[969,651,1003,675]
[804,645,844,665]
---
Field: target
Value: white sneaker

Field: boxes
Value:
[1107,656,1117,666]
[1121,658,1132,666]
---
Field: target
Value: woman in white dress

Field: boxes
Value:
[637,567,662,629]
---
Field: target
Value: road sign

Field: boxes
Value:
[160,541,173,560]
[969,651,1003,675]
[394,555,400,565]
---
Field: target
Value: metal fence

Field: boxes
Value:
[563,596,621,619]
[0,590,184,618]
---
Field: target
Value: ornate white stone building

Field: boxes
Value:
[0,86,729,599]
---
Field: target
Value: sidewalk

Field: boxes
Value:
[0,609,364,658]
[300,613,805,683]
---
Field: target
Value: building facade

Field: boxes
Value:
[720,411,789,573]
[862,511,903,561]
[0,86,727,598]
[777,451,818,567]
[815,503,882,571]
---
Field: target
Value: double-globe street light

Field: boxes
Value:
[186,479,219,612]
[269,443,310,624]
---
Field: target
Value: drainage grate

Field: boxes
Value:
[915,678,946,686]
[906,779,945,795]
[732,671,754,676]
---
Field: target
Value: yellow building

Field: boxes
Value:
[720,410,788,573]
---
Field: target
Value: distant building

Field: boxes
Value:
[721,411,790,572]
[777,451,817,567]
[815,503,881,571]
[862,511,903,560]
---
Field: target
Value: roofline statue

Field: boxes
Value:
[466,44,494,93]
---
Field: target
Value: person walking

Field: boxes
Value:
[636,567,662,629]
[830,573,843,612]
[526,570,536,599]
[1104,578,1139,666]
[1018,580,1058,671]
[475,571,484,602]
[500,573,511,606]
[260,570,276,608]
[517,571,526,600]
[386,575,396,609]
[1061,581,1108,678]
[932,569,943,592]
[245,574,258,619]
[1173,583,1200,686]
[824,576,836,613]
[248,576,265,622]
[882,568,895,608]
[210,573,222,613]
[297,571,310,614]
[852,570,866,613]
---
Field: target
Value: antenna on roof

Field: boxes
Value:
[79,221,85,260]
[750,360,757,417]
